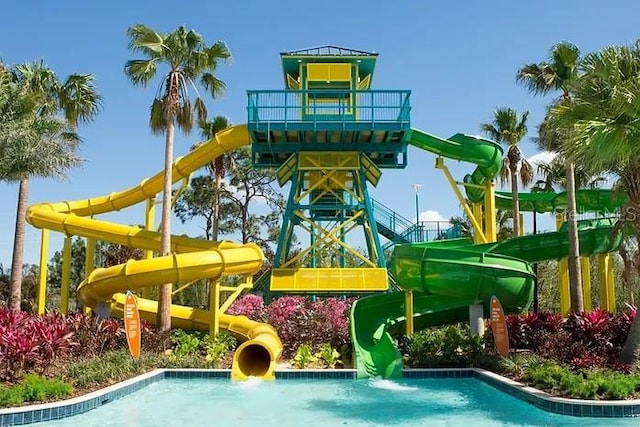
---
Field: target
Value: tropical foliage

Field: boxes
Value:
[124,24,231,330]
[480,107,533,236]
[0,60,99,311]
[517,42,585,312]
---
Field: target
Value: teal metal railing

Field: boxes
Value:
[371,198,413,237]
[247,90,411,127]
[371,198,462,251]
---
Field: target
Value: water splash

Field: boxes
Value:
[234,377,263,390]
[368,378,418,392]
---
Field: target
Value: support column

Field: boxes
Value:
[469,303,485,337]
[209,280,221,338]
[36,229,50,315]
[556,214,570,315]
[518,213,525,237]
[483,180,497,243]
[580,257,592,312]
[472,203,483,245]
[598,254,616,311]
[61,236,72,314]
[84,237,96,315]
[405,290,414,335]
[143,199,156,299]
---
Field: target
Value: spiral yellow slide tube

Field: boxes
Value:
[26,125,282,380]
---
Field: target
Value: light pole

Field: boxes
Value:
[412,184,422,240]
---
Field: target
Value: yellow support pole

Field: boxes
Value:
[84,237,96,315]
[598,254,616,312]
[209,280,221,338]
[36,229,50,315]
[580,257,592,311]
[556,214,570,315]
[472,204,483,244]
[606,254,616,311]
[60,236,72,314]
[143,199,156,299]
[483,180,497,243]
[405,290,414,335]
[436,158,487,243]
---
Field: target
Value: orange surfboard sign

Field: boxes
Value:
[124,292,141,359]
[490,296,509,358]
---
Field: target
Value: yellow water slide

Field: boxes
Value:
[26,125,282,380]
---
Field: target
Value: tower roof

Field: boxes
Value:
[280,45,378,89]
[280,45,377,57]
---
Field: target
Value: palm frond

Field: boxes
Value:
[499,157,510,186]
[0,114,82,182]
[124,59,158,87]
[126,24,165,55]
[149,98,167,135]
[516,63,553,96]
[200,73,226,99]
[519,158,534,187]
[176,99,193,134]
[193,97,207,124]
[58,74,102,126]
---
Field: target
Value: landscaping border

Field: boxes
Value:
[0,368,638,425]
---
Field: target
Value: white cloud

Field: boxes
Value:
[419,209,449,223]
[527,151,557,168]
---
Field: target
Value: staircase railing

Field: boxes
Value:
[371,199,414,239]
[371,198,462,251]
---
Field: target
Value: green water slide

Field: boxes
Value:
[349,128,627,379]
[495,189,627,214]
[405,128,503,202]
[350,219,623,378]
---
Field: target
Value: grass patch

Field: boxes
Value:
[64,349,223,389]
[524,360,640,400]
[0,375,73,407]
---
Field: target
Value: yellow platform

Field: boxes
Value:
[270,268,388,292]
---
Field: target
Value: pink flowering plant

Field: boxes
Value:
[229,295,354,357]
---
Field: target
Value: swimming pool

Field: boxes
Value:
[32,376,639,427]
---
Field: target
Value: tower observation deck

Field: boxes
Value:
[248,46,411,293]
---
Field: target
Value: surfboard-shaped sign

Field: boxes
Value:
[490,296,509,358]
[124,292,141,359]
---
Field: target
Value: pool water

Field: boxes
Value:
[37,378,638,427]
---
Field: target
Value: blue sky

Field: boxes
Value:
[0,0,638,266]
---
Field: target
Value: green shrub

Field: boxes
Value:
[291,343,318,368]
[317,343,341,368]
[204,332,237,364]
[0,375,73,407]
[170,330,203,357]
[525,361,640,400]
[401,324,484,368]
[67,349,150,388]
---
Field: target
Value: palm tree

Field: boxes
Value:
[124,24,230,331]
[2,61,100,311]
[480,107,533,236]
[196,115,232,241]
[517,41,585,312]
[548,40,640,363]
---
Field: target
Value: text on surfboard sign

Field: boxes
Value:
[124,292,141,359]
[490,296,509,358]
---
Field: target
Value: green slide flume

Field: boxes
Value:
[350,128,627,379]
[350,219,623,379]
[405,128,503,202]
